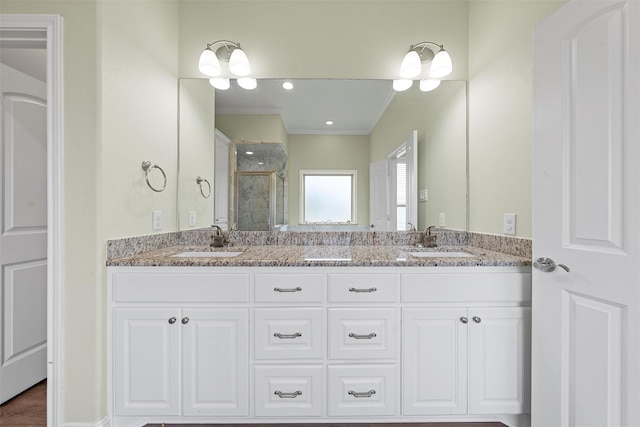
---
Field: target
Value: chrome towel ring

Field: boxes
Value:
[196,176,211,198]
[141,161,167,193]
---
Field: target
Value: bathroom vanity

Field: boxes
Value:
[107,240,531,427]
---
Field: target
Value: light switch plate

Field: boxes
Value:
[439,213,445,227]
[188,211,196,227]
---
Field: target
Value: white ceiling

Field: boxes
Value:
[215,78,397,135]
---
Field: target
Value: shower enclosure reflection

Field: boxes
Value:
[236,171,286,230]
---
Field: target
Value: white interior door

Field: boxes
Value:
[533,1,640,425]
[369,159,388,231]
[404,130,417,230]
[214,129,229,229]
[0,63,47,403]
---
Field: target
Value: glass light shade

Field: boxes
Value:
[400,50,422,79]
[419,79,441,92]
[198,48,220,77]
[430,48,453,78]
[209,77,230,90]
[229,48,250,76]
[237,77,257,90]
[392,79,413,92]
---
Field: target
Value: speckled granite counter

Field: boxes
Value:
[106,244,531,268]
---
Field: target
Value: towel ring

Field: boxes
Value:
[196,176,211,198]
[141,161,167,193]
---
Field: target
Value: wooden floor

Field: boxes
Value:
[0,383,506,427]
[146,423,507,427]
[0,380,46,426]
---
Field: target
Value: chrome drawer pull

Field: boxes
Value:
[348,332,377,340]
[348,389,376,398]
[274,332,302,339]
[274,287,302,293]
[348,287,377,293]
[274,390,302,398]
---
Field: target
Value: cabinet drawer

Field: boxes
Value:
[328,364,397,416]
[254,308,324,360]
[254,364,324,417]
[328,273,397,303]
[113,272,249,303]
[254,273,325,303]
[401,273,531,304]
[328,308,397,359]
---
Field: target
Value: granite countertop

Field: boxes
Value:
[106,244,532,268]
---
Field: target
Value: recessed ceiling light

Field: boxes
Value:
[325,120,334,126]
[282,81,294,90]
[257,161,265,166]
[245,151,254,155]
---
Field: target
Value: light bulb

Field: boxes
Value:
[198,48,220,77]
[237,77,257,90]
[419,79,441,92]
[400,50,421,79]
[229,47,250,76]
[282,81,294,90]
[430,48,453,78]
[209,77,230,90]
[393,79,413,92]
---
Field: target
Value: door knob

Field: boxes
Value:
[534,257,570,273]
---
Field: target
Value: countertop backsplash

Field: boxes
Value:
[106,228,532,262]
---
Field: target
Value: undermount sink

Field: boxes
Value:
[407,251,475,258]
[172,251,243,258]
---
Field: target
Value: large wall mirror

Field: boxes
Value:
[178,78,467,232]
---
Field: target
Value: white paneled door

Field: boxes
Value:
[533,0,640,425]
[0,63,47,403]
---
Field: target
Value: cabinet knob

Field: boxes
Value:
[460,316,468,324]
[168,317,177,324]
[473,316,482,323]
[182,317,190,325]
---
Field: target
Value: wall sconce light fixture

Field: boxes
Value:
[394,41,452,92]
[198,40,256,90]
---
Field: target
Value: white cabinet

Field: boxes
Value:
[114,307,249,416]
[114,308,181,416]
[402,306,530,416]
[109,266,531,425]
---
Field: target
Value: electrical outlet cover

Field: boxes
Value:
[152,210,162,231]
[503,213,516,235]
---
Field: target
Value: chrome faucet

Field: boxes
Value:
[407,222,417,231]
[422,225,437,248]
[210,225,227,247]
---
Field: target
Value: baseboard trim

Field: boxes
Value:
[63,415,110,427]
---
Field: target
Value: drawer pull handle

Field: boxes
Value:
[274,332,302,339]
[348,287,377,293]
[274,287,302,293]
[348,332,377,340]
[348,389,376,398]
[274,390,302,398]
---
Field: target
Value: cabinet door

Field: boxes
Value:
[182,308,249,416]
[114,308,181,416]
[468,307,531,415]
[402,308,467,415]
